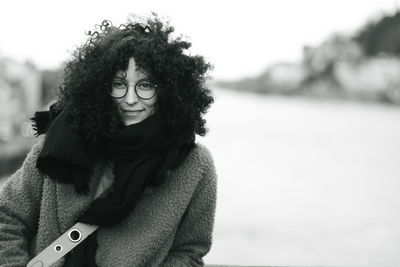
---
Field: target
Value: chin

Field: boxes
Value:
[124,119,141,126]
[123,115,146,125]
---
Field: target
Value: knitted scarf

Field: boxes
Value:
[31,105,194,266]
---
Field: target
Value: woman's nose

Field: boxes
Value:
[124,84,139,104]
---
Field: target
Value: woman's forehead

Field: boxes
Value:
[114,57,148,79]
[114,68,147,79]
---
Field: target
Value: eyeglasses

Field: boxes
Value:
[109,78,157,100]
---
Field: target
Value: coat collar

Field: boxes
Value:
[55,163,104,233]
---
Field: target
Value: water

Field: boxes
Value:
[201,88,400,266]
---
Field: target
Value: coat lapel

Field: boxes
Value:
[55,163,104,233]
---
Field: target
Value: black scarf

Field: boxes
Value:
[31,106,194,266]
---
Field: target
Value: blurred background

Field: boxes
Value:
[1,0,400,266]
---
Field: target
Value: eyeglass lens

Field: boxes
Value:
[110,79,156,99]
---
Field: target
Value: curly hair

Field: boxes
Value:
[57,14,213,147]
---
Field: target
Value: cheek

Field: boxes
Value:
[143,96,157,110]
[113,99,124,109]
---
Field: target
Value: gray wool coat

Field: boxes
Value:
[0,135,217,266]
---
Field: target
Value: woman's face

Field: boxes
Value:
[111,57,157,125]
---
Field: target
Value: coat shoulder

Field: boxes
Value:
[192,143,215,168]
[179,143,217,185]
[12,135,46,177]
[27,135,46,161]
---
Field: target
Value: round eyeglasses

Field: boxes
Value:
[109,78,157,100]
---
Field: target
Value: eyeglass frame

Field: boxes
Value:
[108,77,157,100]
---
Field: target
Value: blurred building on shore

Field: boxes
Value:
[216,11,400,105]
[301,34,400,103]
[335,56,400,103]
[217,34,400,105]
[0,58,42,142]
[258,63,307,94]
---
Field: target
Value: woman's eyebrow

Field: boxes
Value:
[112,71,149,81]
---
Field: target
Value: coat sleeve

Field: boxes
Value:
[161,147,217,267]
[0,138,44,266]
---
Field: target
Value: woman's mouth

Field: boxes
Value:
[122,109,144,115]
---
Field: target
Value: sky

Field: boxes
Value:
[1,0,399,80]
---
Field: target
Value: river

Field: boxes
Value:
[201,88,400,266]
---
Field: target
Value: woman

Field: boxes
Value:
[0,15,217,266]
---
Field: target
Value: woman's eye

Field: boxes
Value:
[137,81,155,90]
[112,81,125,88]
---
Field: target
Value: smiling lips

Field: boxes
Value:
[122,109,144,115]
